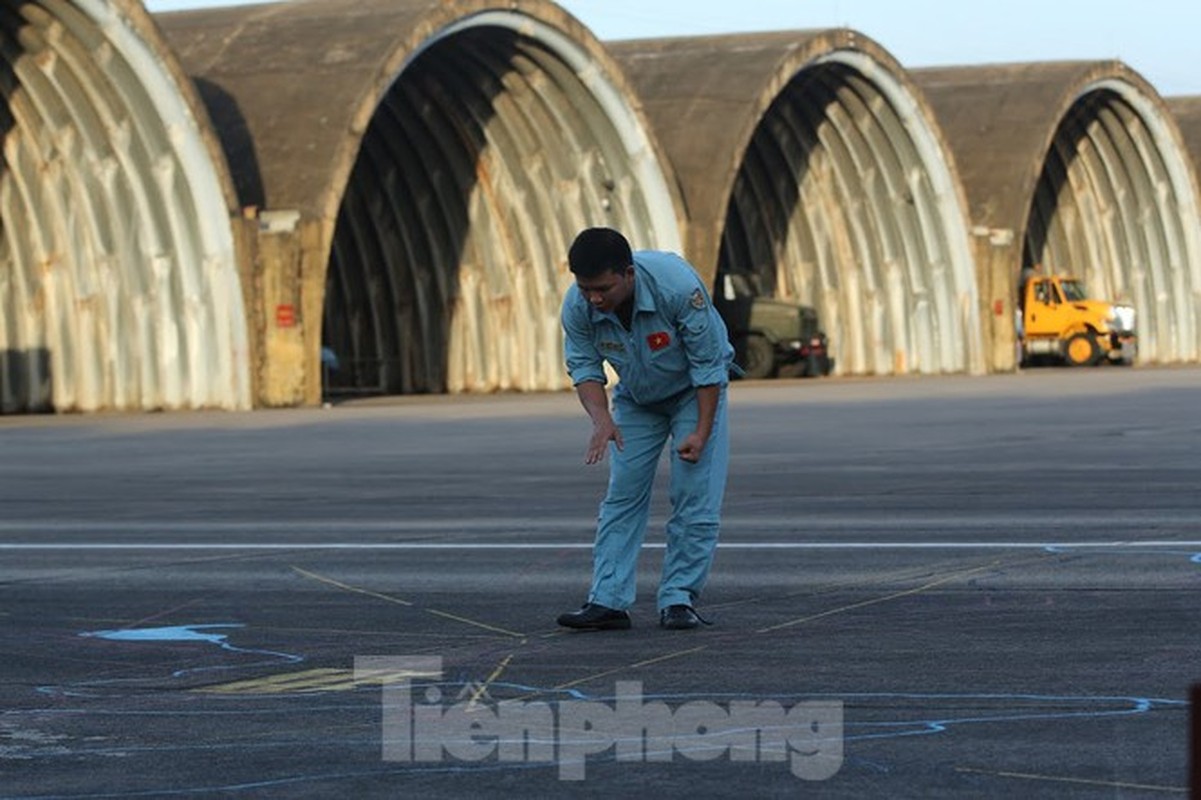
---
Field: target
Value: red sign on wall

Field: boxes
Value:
[276,304,297,328]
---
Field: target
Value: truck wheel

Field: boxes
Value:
[1064,333,1100,367]
[743,335,776,379]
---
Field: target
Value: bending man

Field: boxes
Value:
[557,227,734,631]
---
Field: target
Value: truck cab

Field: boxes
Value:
[1018,272,1136,367]
[714,272,833,379]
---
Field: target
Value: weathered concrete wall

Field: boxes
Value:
[1169,96,1201,192]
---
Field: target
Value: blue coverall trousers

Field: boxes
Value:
[587,386,729,612]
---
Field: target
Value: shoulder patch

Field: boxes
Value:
[690,288,706,310]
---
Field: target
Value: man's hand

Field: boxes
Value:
[676,432,706,463]
[576,381,621,465]
[587,418,623,465]
[676,384,719,463]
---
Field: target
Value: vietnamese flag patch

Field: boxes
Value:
[647,331,671,351]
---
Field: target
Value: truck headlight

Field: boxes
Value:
[1112,305,1136,332]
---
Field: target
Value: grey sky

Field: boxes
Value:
[142,0,1201,97]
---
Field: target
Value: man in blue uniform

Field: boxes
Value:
[557,227,734,631]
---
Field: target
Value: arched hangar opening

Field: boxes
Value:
[160,0,683,403]
[613,31,984,378]
[916,63,1201,369]
[1027,81,1201,363]
[326,10,681,395]
[726,54,983,376]
[0,0,250,413]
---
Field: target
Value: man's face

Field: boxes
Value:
[575,266,634,314]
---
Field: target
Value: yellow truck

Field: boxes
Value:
[1018,272,1137,367]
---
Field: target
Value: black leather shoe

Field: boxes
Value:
[557,603,632,630]
[659,604,709,630]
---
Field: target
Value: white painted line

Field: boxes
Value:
[0,541,1199,551]
[0,520,587,532]
[0,512,1194,533]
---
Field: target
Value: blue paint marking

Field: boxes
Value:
[80,623,303,678]
[85,624,243,646]
[34,624,307,696]
[485,684,1184,746]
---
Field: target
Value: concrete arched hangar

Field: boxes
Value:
[0,0,250,413]
[159,0,685,406]
[914,62,1201,370]
[611,29,986,378]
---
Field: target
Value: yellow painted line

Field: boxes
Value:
[290,566,413,607]
[553,645,709,693]
[197,667,437,695]
[423,608,525,639]
[955,766,1187,793]
[199,668,346,695]
[290,565,524,638]
[465,652,517,711]
[756,561,1002,633]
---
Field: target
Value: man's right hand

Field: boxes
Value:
[576,381,622,465]
[586,419,623,464]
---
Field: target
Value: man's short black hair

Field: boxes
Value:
[568,227,632,278]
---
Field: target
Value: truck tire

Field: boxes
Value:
[743,334,776,379]
[1064,332,1100,367]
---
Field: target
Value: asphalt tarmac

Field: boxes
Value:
[0,366,1198,798]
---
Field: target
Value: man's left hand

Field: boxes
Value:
[676,432,706,463]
